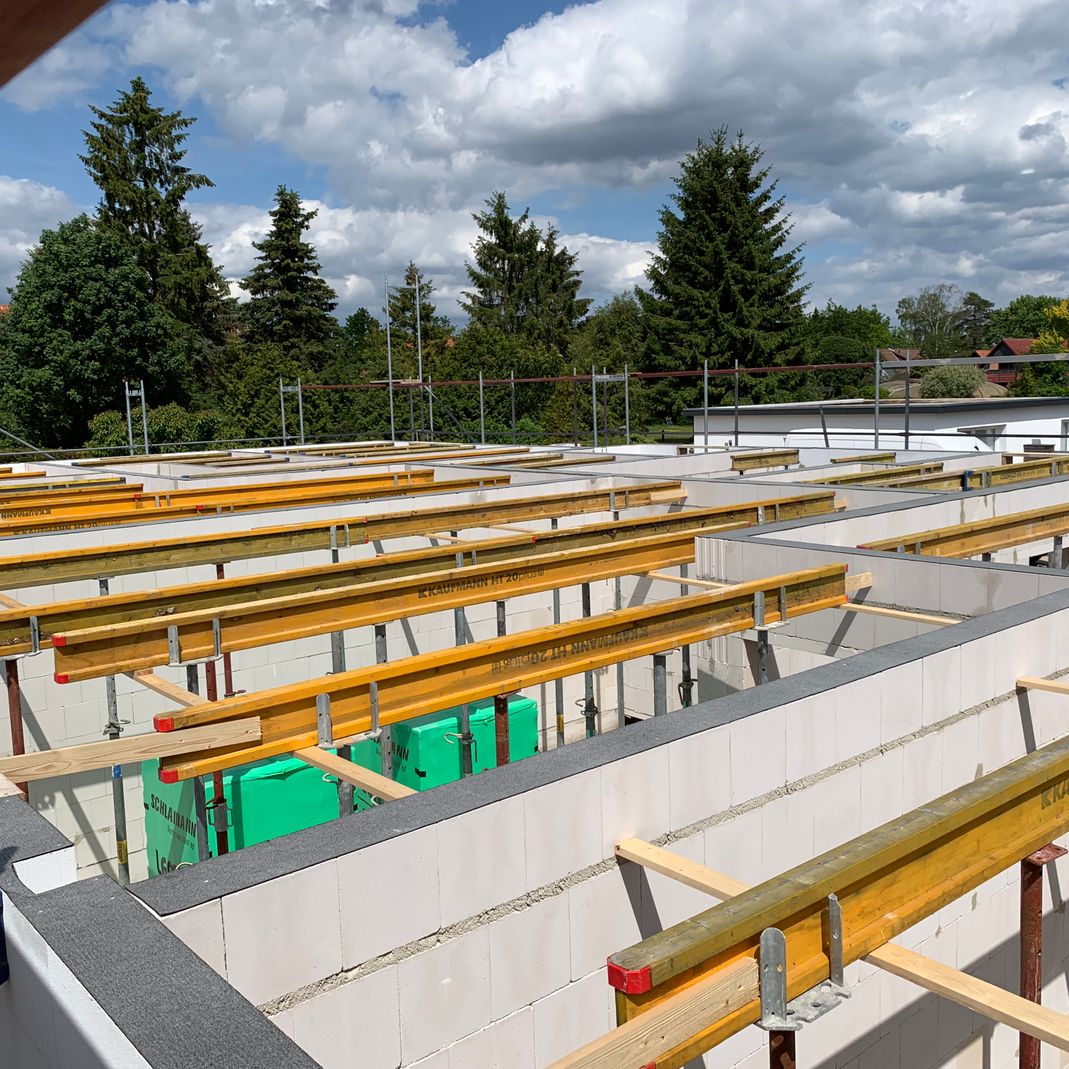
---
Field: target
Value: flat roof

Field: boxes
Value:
[685,396,1069,415]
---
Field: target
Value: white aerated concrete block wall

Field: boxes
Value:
[158,599,1069,1069]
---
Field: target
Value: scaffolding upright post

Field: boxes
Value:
[733,359,740,447]
[511,371,517,444]
[279,378,288,447]
[652,653,668,716]
[5,660,27,799]
[124,381,135,454]
[428,375,435,439]
[572,366,579,447]
[591,366,599,450]
[384,274,396,442]
[703,360,710,451]
[453,537,474,775]
[874,348,882,449]
[479,372,486,444]
[374,622,391,780]
[296,377,306,446]
[679,564,695,706]
[624,364,631,445]
[185,664,211,862]
[904,352,911,450]
[139,380,149,454]
[98,578,130,884]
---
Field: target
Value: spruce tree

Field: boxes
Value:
[461,192,588,352]
[639,129,807,415]
[240,186,339,360]
[80,77,227,337]
[387,262,452,345]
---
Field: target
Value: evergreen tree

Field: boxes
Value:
[80,77,227,337]
[0,216,184,449]
[240,186,339,362]
[639,128,807,419]
[387,263,452,345]
[461,192,588,352]
[960,291,994,351]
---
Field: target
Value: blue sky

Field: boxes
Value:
[2,0,1068,320]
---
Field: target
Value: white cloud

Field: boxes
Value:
[4,0,1069,315]
[0,177,80,297]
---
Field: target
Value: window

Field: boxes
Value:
[957,424,1006,450]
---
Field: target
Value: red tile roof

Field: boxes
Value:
[996,338,1036,355]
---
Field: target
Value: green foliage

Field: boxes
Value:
[0,216,186,449]
[895,283,966,359]
[240,186,339,364]
[1032,299,1069,354]
[639,128,807,419]
[960,291,994,351]
[806,301,893,355]
[461,192,590,353]
[86,403,242,451]
[81,76,227,337]
[989,294,1061,341]
[918,365,985,398]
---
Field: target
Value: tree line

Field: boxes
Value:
[2,79,1068,451]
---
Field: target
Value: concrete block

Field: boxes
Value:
[291,967,400,1069]
[760,789,815,874]
[599,747,671,857]
[339,825,440,969]
[880,661,923,744]
[859,746,905,835]
[567,866,642,980]
[922,647,962,727]
[901,732,944,811]
[221,860,342,1006]
[705,806,764,887]
[941,715,980,793]
[785,695,831,783]
[810,764,862,856]
[532,969,613,1067]
[488,893,571,1019]
[835,679,882,762]
[729,706,786,805]
[448,1007,535,1069]
[437,795,527,927]
[523,770,603,891]
[162,900,226,978]
[397,928,491,1064]
[667,725,731,831]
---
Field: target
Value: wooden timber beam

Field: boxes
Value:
[1017,675,1069,697]
[74,450,234,466]
[50,529,709,680]
[606,727,1069,1068]
[150,565,847,782]
[871,942,1069,1051]
[574,840,1069,1068]
[0,476,127,495]
[809,461,944,486]
[0,772,25,799]
[730,448,799,472]
[841,601,958,626]
[861,501,1069,559]
[295,747,415,801]
[0,473,510,538]
[0,718,261,783]
[884,455,1069,492]
[0,502,801,656]
[1,0,111,87]
[830,451,896,465]
[127,670,201,707]
[0,482,724,589]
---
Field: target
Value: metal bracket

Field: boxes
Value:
[167,625,181,666]
[758,895,850,1032]
[316,693,333,747]
[369,679,380,734]
[28,615,41,656]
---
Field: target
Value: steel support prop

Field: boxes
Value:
[374,622,391,779]
[613,510,625,729]
[653,653,668,717]
[769,1030,796,1069]
[328,539,354,812]
[581,582,599,737]
[678,564,695,707]
[551,518,566,747]
[215,564,239,697]
[1054,535,1064,570]
[98,579,130,883]
[453,538,474,775]
[1020,843,1067,1069]
[5,659,27,796]
[203,655,230,856]
[494,601,509,767]
[185,664,211,862]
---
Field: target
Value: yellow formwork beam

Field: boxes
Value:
[0,481,690,588]
[730,448,799,472]
[860,500,1069,557]
[150,564,847,782]
[51,529,705,680]
[0,472,509,538]
[606,726,1069,1068]
[0,500,813,655]
[808,460,944,485]
[883,454,1069,491]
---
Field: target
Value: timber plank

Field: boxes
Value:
[0,718,260,782]
[295,747,415,801]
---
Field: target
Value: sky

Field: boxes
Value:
[2,0,1068,325]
